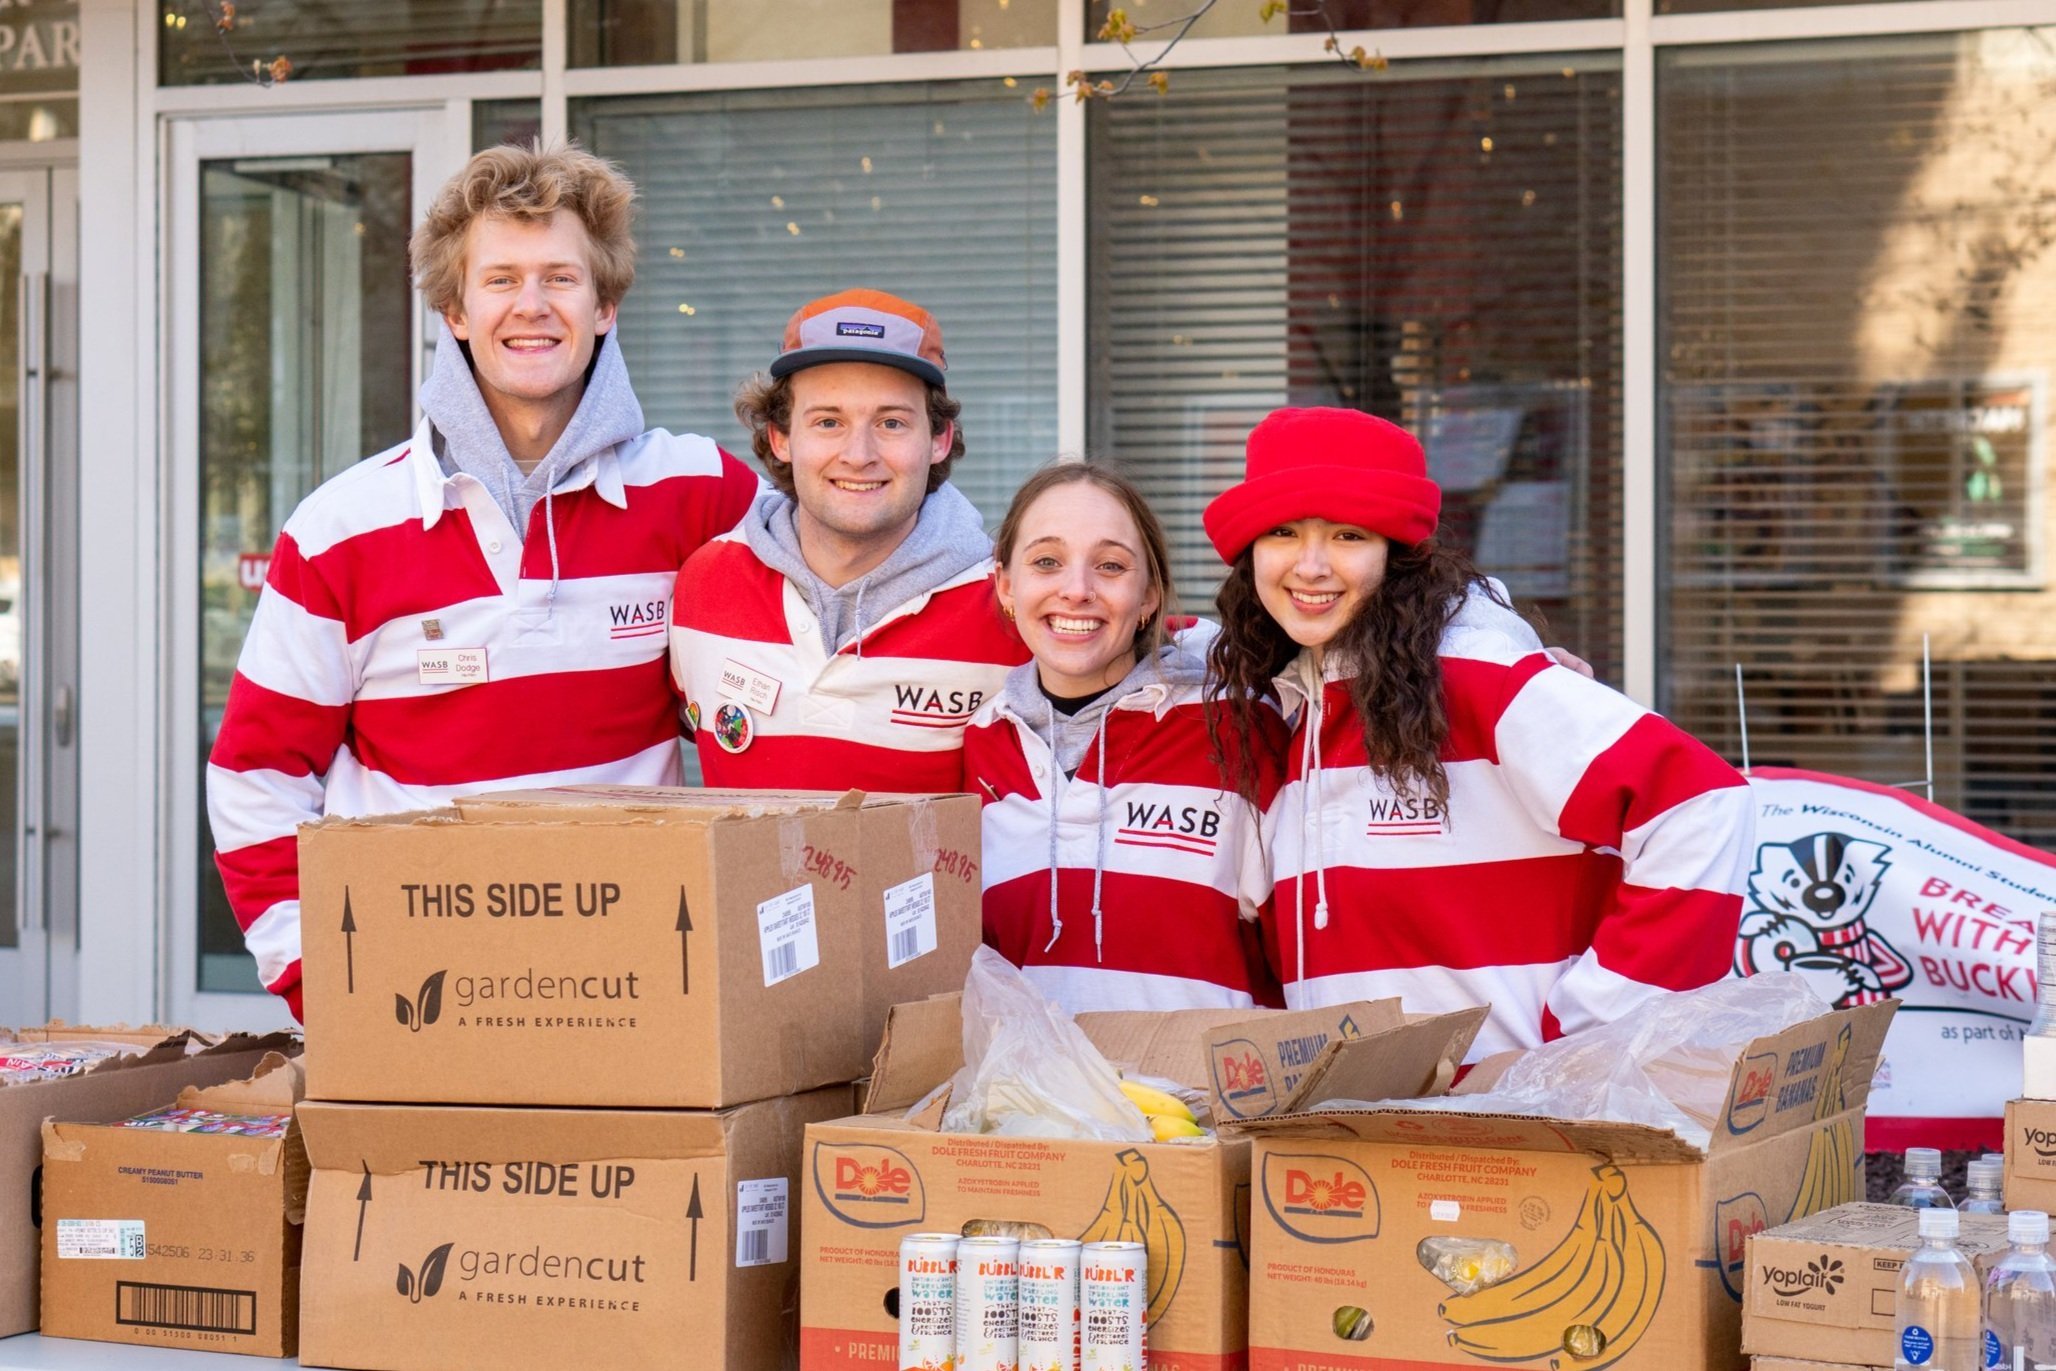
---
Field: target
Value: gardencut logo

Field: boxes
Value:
[1209,1037,1276,1120]
[396,1242,454,1304]
[1762,1254,1844,1299]
[811,1142,926,1229]
[1260,1152,1379,1245]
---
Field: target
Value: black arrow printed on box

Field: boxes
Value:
[354,1164,371,1262]
[676,888,693,995]
[686,1174,703,1282]
[342,888,358,994]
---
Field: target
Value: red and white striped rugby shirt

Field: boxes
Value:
[1265,621,1754,1061]
[206,417,759,1018]
[668,532,1028,792]
[965,672,1285,1014]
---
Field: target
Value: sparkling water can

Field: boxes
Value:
[954,1234,1021,1371]
[899,1233,960,1371]
[1018,1238,1082,1371]
[1080,1240,1147,1371]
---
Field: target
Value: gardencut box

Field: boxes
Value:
[0,1024,298,1337]
[1239,1000,1894,1371]
[39,1051,306,1357]
[297,1084,853,1371]
[1742,1202,2011,1365]
[801,993,1482,1371]
[299,786,977,1109]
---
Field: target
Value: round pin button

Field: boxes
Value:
[712,702,754,754]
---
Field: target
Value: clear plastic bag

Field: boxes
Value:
[1315,973,1831,1150]
[936,948,1151,1141]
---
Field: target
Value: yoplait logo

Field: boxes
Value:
[1260,1152,1379,1245]
[395,971,448,1032]
[812,1142,926,1229]
[1210,1036,1277,1120]
[396,1242,454,1303]
[1762,1253,1845,1299]
[2023,1125,2056,1160]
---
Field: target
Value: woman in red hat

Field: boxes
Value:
[1203,407,1754,1063]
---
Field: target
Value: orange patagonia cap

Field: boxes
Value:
[769,288,948,389]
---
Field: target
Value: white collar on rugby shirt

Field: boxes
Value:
[405,415,630,531]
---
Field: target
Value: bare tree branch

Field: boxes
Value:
[1034,2,1387,109]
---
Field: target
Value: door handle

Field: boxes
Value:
[52,683,71,748]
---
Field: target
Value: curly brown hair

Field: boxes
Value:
[1205,539,1500,807]
[733,370,965,498]
[410,141,637,318]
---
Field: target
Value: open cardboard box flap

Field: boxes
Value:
[450,784,874,823]
[1227,998,1894,1164]
[2,1025,300,1084]
[860,993,1472,1125]
[178,1049,303,1115]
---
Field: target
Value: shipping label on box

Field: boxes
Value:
[39,1053,306,1357]
[1239,1001,1895,1371]
[297,1086,851,1371]
[299,792,874,1108]
[1743,1202,2011,1365]
[0,1026,299,1338]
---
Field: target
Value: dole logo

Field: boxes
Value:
[1714,1191,1770,1302]
[396,1242,454,1304]
[1726,1051,1777,1135]
[1209,1036,1277,1119]
[812,1142,926,1229]
[1260,1152,1378,1244]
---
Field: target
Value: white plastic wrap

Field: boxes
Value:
[936,948,1152,1141]
[1314,974,1832,1150]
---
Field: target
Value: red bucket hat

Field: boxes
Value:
[1203,407,1441,563]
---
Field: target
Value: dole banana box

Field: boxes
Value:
[0,1023,299,1337]
[297,1085,853,1371]
[39,1052,307,1357]
[802,993,1482,1370]
[1743,1202,2010,1365]
[298,786,980,1109]
[2004,1096,2056,1213]
[1239,1000,1894,1371]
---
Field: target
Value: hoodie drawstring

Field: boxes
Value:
[543,485,562,613]
[1090,719,1109,964]
[1295,678,1332,996]
[1042,701,1064,954]
[1040,699,1114,964]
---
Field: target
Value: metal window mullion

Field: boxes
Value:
[558,46,1065,98]
[1078,20,1627,72]
[542,0,567,145]
[1057,2,1086,459]
[1623,0,1657,707]
[1652,0,2051,46]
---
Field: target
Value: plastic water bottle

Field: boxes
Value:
[1894,1207,1980,1369]
[1985,1209,2056,1371]
[1894,1148,1958,1210]
[1965,1159,2007,1216]
[2031,913,2056,1037]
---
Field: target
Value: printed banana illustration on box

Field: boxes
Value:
[1439,1164,1666,1371]
[1079,1146,1185,1325]
[1787,1024,1859,1221]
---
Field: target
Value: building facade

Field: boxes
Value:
[0,0,2048,1028]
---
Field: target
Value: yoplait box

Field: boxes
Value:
[802,993,1481,1370]
[1239,1000,1894,1371]
[298,786,980,1109]
[297,1085,853,1371]
[2004,1096,2056,1213]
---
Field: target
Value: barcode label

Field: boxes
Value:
[735,1177,789,1268]
[882,873,938,969]
[57,1219,145,1260]
[116,1282,258,1335]
[755,886,819,987]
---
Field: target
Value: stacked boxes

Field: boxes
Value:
[291,786,983,1371]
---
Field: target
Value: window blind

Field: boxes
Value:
[161,0,539,85]
[1659,30,2056,846]
[1088,59,1625,678]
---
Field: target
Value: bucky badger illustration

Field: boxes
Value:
[1734,831,1912,1008]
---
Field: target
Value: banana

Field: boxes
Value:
[1079,1146,1188,1325]
[1149,1114,1205,1141]
[1441,1164,1667,1371]
[1119,1079,1196,1123]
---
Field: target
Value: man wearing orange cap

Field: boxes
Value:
[668,289,1027,790]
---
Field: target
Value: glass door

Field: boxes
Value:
[0,164,78,1026]
[168,110,448,1029]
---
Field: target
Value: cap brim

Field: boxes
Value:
[768,346,945,389]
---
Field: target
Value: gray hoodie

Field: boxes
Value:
[419,319,646,541]
[740,482,994,655]
[996,621,1216,778]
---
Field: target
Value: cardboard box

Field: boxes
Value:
[2005,1096,2056,1213]
[299,786,981,1109]
[801,993,1481,1370]
[0,1024,299,1337]
[1753,1360,1889,1370]
[298,1085,853,1371]
[40,1051,307,1357]
[1743,1202,2011,1365]
[1241,1001,1894,1371]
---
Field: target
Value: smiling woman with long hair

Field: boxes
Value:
[1203,407,1755,1063]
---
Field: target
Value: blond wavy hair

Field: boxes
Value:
[410,141,638,317]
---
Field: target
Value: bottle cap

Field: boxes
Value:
[2013,1211,2050,1245]
[1968,1158,2003,1188]
[1985,1153,2008,1167]
[1919,1207,1959,1239]
[1906,1146,1942,1177]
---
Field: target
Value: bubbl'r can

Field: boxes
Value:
[899,1233,961,1371]
[1018,1238,1082,1371]
[1080,1241,1147,1371]
[955,1234,1021,1371]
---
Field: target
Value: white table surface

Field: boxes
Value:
[0,1335,295,1368]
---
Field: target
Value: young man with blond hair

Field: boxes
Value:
[208,143,758,1019]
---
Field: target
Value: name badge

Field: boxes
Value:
[716,659,783,714]
[417,647,490,686]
